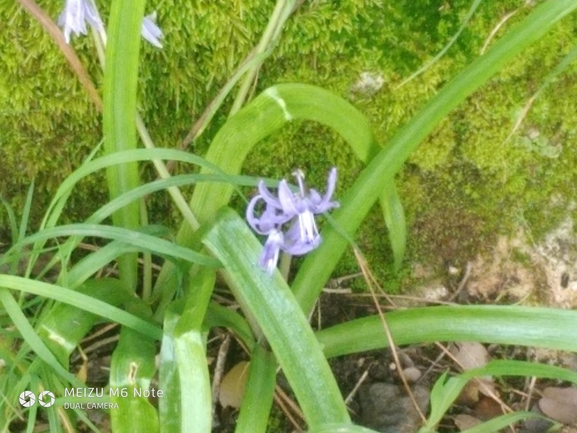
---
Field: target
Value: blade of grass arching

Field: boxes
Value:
[186,83,378,227]
[86,173,268,226]
[0,289,83,388]
[316,306,577,359]
[155,83,386,299]
[102,0,146,289]
[0,275,162,340]
[291,0,577,315]
[60,222,170,287]
[65,243,140,288]
[110,327,159,433]
[457,413,544,433]
[11,224,220,268]
[39,172,259,282]
[42,148,242,231]
[235,345,277,433]
[397,0,483,88]
[202,208,350,428]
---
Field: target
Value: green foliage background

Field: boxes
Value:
[2,0,577,286]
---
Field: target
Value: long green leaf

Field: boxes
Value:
[316,306,577,359]
[42,148,236,232]
[235,345,277,433]
[102,0,146,288]
[12,224,220,268]
[0,289,83,388]
[110,328,159,433]
[0,275,162,340]
[151,83,398,298]
[292,0,577,314]
[202,208,350,428]
[187,83,378,227]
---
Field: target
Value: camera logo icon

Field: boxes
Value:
[39,391,55,407]
[19,391,55,408]
[19,391,35,407]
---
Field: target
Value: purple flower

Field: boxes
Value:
[58,0,104,43]
[142,12,163,48]
[246,168,339,274]
[259,229,284,275]
[58,0,163,48]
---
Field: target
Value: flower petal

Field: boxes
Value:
[246,196,268,235]
[259,230,284,274]
[257,180,282,208]
[58,0,103,43]
[309,167,339,213]
[142,12,163,48]
[277,180,300,216]
[282,219,321,256]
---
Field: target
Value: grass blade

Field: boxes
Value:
[102,0,147,288]
[292,0,577,314]
[0,275,162,340]
[317,305,577,358]
[202,207,350,428]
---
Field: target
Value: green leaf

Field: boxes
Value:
[154,83,396,298]
[0,275,162,340]
[159,269,215,433]
[102,0,147,288]
[202,207,350,428]
[381,182,406,271]
[235,345,277,433]
[110,328,159,433]
[291,0,577,315]
[12,224,220,268]
[36,279,131,366]
[317,305,577,358]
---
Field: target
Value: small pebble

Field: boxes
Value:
[402,367,422,383]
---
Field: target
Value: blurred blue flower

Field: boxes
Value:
[58,0,104,43]
[259,229,284,275]
[246,168,339,274]
[142,12,163,48]
[58,1,163,48]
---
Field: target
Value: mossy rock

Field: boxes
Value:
[2,1,577,286]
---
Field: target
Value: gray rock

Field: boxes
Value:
[359,383,429,433]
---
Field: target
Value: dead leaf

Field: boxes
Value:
[219,361,250,409]
[539,387,577,424]
[451,342,495,397]
[456,381,481,406]
[473,395,503,420]
[451,342,490,370]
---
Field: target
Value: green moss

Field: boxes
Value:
[3,0,577,291]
